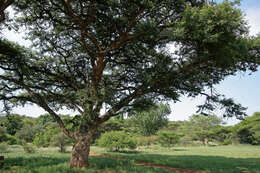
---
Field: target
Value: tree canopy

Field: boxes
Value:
[0,0,260,168]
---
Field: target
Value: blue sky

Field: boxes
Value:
[171,0,260,124]
[2,0,260,125]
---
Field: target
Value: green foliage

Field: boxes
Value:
[235,112,260,145]
[2,114,23,135]
[16,124,41,143]
[36,114,55,127]
[129,104,170,136]
[221,139,232,146]
[189,114,224,130]
[157,131,180,148]
[185,114,224,145]
[6,134,18,145]
[0,142,8,153]
[21,140,36,154]
[136,136,157,147]
[52,132,71,152]
[0,126,7,142]
[212,126,234,144]
[33,127,60,147]
[98,131,137,151]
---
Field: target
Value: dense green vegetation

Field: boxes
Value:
[1,112,260,150]
[1,111,260,172]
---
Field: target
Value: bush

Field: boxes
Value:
[157,130,180,148]
[16,124,41,143]
[0,127,7,143]
[0,142,8,153]
[98,131,137,151]
[221,139,232,145]
[6,134,18,145]
[180,136,193,147]
[137,136,157,147]
[33,128,60,147]
[21,140,36,154]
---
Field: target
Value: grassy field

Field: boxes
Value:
[1,145,260,173]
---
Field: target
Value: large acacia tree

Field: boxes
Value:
[0,0,260,168]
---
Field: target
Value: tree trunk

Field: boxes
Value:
[70,135,92,168]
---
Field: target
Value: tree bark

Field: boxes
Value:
[70,135,92,168]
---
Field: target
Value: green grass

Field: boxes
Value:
[1,145,260,173]
[95,145,260,173]
[0,145,173,173]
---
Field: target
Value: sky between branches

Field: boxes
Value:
[1,0,260,125]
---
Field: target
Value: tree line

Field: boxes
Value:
[1,106,260,152]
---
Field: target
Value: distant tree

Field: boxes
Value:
[212,126,234,144]
[188,114,224,145]
[36,114,56,127]
[0,0,260,168]
[16,124,41,142]
[235,112,260,145]
[33,127,60,147]
[189,114,224,130]
[130,103,170,136]
[98,131,137,152]
[52,132,71,152]
[2,114,23,135]
[157,130,180,148]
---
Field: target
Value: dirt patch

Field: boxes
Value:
[89,152,209,173]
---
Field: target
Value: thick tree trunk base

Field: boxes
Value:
[70,138,91,168]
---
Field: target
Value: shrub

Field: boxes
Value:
[33,128,60,147]
[221,139,232,145]
[157,130,180,148]
[0,142,8,153]
[180,136,193,147]
[137,136,157,147]
[21,140,36,153]
[0,127,7,143]
[6,134,18,145]
[16,124,41,143]
[98,131,137,151]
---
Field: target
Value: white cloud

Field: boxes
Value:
[244,8,260,36]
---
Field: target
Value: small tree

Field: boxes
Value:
[235,112,260,145]
[33,127,60,147]
[2,114,23,135]
[20,140,36,154]
[130,104,170,136]
[188,114,224,145]
[16,124,41,143]
[98,131,137,152]
[52,132,71,152]
[157,131,180,148]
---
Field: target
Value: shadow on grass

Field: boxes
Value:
[106,153,260,173]
[3,155,173,173]
[116,150,140,154]
[4,156,69,170]
[172,148,188,151]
